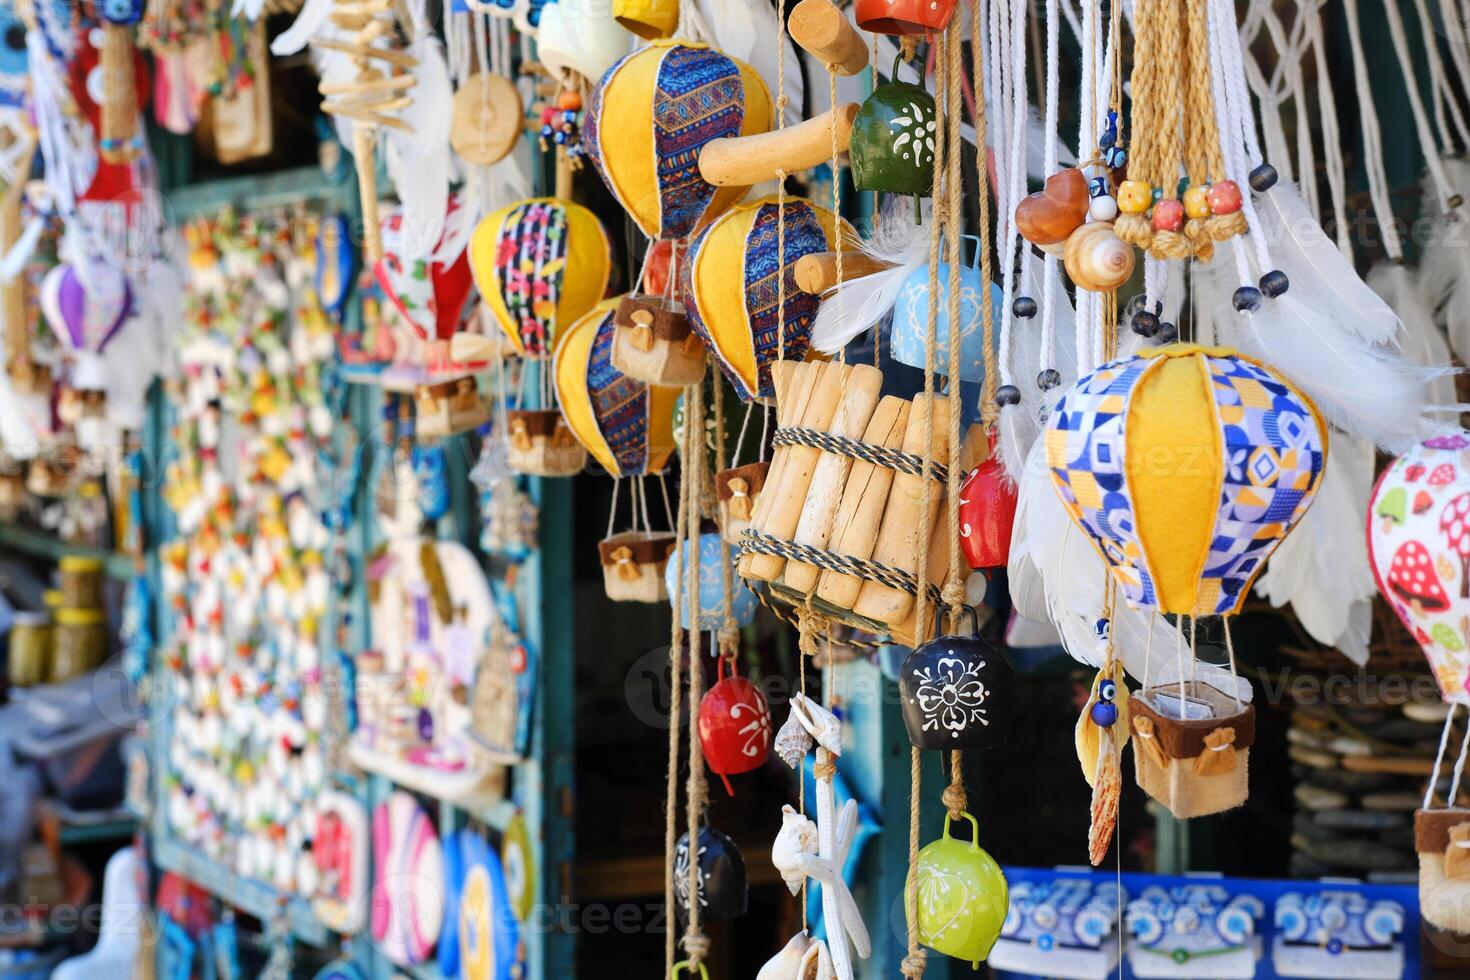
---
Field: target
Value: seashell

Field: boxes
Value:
[1064,221,1136,292]
[757,931,813,980]
[771,804,819,896]
[1015,168,1089,247]
[774,710,815,769]
[788,693,843,756]
[798,939,836,979]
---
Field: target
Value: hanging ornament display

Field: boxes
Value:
[583,40,773,243]
[673,826,748,923]
[450,72,524,167]
[40,255,133,437]
[374,195,477,347]
[854,0,958,36]
[909,811,1008,967]
[535,0,629,86]
[666,531,759,630]
[1047,344,1327,817]
[889,238,1004,381]
[958,443,1018,570]
[698,656,772,794]
[611,291,708,389]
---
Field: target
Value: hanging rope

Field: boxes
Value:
[681,373,712,968]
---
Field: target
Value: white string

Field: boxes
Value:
[607,476,622,538]
[658,471,673,530]
[1302,3,1351,256]
[1222,618,1242,710]
[1377,0,1458,208]
[1210,0,1274,276]
[1037,0,1061,381]
[1340,0,1403,260]
[1143,611,1155,689]
[1410,0,1470,152]
[1426,704,1460,810]
[732,402,755,466]
[1143,255,1166,325]
[638,474,654,534]
[1449,710,1470,809]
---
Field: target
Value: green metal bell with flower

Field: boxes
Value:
[908,810,1008,967]
[851,56,937,220]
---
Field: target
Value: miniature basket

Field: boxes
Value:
[599,530,677,603]
[415,377,489,439]
[1415,807,1470,932]
[505,409,586,477]
[1129,681,1255,819]
[716,462,769,546]
[610,294,708,387]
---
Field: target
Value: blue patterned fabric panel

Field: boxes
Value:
[652,46,745,240]
[1045,355,1160,609]
[586,309,649,476]
[1198,353,1325,614]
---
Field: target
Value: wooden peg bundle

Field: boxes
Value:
[736,360,985,646]
[312,0,418,262]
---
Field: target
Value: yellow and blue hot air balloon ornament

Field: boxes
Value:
[583,40,773,245]
[1044,343,1328,818]
[555,299,681,603]
[469,197,613,360]
[683,196,848,401]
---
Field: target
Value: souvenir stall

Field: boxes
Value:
[0,0,1466,974]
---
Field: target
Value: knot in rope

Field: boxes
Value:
[941,782,969,817]
[681,930,711,966]
[900,950,928,978]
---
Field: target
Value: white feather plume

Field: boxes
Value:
[996,261,1076,480]
[384,35,453,261]
[1368,262,1459,410]
[810,207,931,354]
[271,0,335,55]
[1252,184,1401,345]
[1419,157,1470,364]
[1007,440,1252,701]
[1254,431,1377,665]
[1195,251,1450,454]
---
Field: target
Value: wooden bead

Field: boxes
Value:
[1183,185,1210,219]
[1151,199,1184,232]
[1064,221,1136,292]
[1117,179,1152,214]
[1015,168,1089,246]
[1207,180,1243,215]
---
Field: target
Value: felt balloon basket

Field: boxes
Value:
[716,461,769,545]
[610,294,708,387]
[598,530,677,602]
[415,377,490,439]
[737,359,984,646]
[1129,682,1255,819]
[909,810,1007,967]
[1415,807,1470,931]
[505,409,586,476]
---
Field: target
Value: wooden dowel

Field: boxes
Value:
[815,397,909,610]
[318,74,416,96]
[312,37,419,68]
[739,359,806,578]
[789,0,870,76]
[354,124,384,264]
[698,104,859,187]
[793,251,894,294]
[783,364,883,595]
[322,106,415,132]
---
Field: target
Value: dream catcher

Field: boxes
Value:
[553,299,679,602]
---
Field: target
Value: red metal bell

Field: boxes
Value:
[698,658,772,795]
[959,452,1018,570]
[855,0,957,37]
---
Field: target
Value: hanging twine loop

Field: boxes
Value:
[941,780,968,818]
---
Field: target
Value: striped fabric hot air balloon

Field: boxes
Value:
[553,300,678,478]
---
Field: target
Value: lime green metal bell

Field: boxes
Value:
[908,810,1008,967]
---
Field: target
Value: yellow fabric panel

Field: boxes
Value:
[691,203,761,393]
[553,301,621,474]
[1125,351,1223,615]
[559,202,613,329]
[469,206,516,352]
[646,384,679,474]
[594,46,663,238]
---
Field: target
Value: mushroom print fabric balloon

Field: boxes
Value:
[1368,432,1470,703]
[583,40,773,242]
[469,197,612,358]
[553,299,679,477]
[1045,344,1328,616]
[374,195,475,342]
[683,197,846,401]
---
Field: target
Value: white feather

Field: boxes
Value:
[996,262,1077,480]
[1368,262,1459,410]
[1254,431,1377,664]
[1196,252,1450,454]
[385,35,453,261]
[810,208,931,354]
[1253,184,1401,345]
[1419,157,1470,364]
[1008,440,1251,701]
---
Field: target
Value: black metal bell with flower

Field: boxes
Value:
[673,826,747,924]
[899,609,1016,750]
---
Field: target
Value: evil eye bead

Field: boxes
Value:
[1089,175,1110,198]
[1103,145,1127,169]
[1099,679,1117,701]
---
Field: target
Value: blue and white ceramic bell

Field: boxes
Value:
[664,532,758,630]
[890,235,1004,383]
